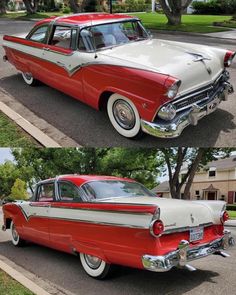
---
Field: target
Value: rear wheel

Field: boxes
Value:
[21,72,38,86]
[10,221,25,247]
[80,253,111,279]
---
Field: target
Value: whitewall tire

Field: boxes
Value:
[10,221,24,247]
[80,253,111,279]
[21,72,37,86]
[107,93,143,138]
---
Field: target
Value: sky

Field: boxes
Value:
[0,148,14,164]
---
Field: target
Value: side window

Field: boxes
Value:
[28,25,48,43]
[50,26,74,49]
[58,182,83,202]
[37,183,55,202]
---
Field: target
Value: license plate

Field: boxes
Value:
[190,227,204,242]
[207,97,220,114]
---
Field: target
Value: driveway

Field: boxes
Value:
[0,19,236,147]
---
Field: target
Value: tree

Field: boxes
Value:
[68,0,80,12]
[11,148,160,189]
[159,0,193,25]
[0,0,7,14]
[0,161,20,198]
[11,178,28,200]
[160,148,233,199]
[23,0,39,14]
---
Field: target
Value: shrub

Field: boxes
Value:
[112,0,150,13]
[192,0,236,15]
[227,205,236,211]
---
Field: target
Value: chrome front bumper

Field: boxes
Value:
[142,230,235,272]
[141,81,234,139]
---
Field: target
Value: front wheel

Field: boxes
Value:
[80,253,111,279]
[107,94,143,139]
[21,72,38,86]
[10,221,25,247]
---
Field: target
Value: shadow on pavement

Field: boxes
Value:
[0,240,220,295]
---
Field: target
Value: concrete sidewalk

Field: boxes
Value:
[205,29,236,39]
[225,219,236,227]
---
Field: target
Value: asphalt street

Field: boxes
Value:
[0,19,236,147]
[0,207,235,295]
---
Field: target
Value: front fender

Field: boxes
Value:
[81,65,170,122]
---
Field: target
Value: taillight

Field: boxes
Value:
[221,211,229,223]
[150,220,164,237]
[224,51,236,67]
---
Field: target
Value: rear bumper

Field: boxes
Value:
[141,80,234,139]
[142,229,235,272]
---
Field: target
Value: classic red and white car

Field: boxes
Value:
[2,13,235,139]
[2,175,235,279]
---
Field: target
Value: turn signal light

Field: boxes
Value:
[150,220,164,237]
[224,51,236,67]
[221,211,229,223]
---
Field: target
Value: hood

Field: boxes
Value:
[101,196,218,232]
[99,39,225,95]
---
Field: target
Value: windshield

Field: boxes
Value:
[78,20,148,52]
[81,180,155,201]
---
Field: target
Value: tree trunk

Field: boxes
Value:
[69,0,80,13]
[182,149,204,200]
[159,0,193,26]
[0,0,6,15]
[23,0,39,14]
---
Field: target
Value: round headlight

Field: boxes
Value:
[158,104,176,121]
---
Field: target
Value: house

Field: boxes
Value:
[153,156,236,204]
[151,181,170,198]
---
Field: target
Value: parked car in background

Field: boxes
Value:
[2,175,234,279]
[2,13,235,139]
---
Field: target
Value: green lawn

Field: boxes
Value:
[228,211,236,219]
[0,12,233,33]
[0,11,63,19]
[132,13,232,33]
[0,270,34,295]
[0,112,39,147]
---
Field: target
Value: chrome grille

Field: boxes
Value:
[174,92,208,110]
[173,71,227,112]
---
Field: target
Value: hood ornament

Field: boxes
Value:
[187,52,212,75]
[190,214,195,223]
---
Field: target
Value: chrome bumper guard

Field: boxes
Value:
[142,230,235,272]
[141,80,234,138]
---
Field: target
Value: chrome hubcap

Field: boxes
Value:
[84,255,102,269]
[113,100,136,130]
[12,224,19,241]
[23,72,32,81]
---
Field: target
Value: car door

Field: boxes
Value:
[41,25,86,100]
[49,180,85,253]
[21,181,55,246]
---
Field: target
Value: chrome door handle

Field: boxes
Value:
[43,47,50,51]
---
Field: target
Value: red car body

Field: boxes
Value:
[2,175,234,279]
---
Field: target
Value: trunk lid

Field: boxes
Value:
[102,197,217,232]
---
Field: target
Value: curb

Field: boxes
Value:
[150,29,236,42]
[0,257,51,295]
[0,87,80,147]
[0,101,60,148]
[0,254,76,295]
